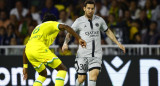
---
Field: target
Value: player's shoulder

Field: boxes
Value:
[94,15,103,20]
[75,16,86,22]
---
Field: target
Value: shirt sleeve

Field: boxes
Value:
[100,17,108,32]
[71,19,79,32]
[53,21,60,30]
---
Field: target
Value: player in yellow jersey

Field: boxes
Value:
[22,13,86,86]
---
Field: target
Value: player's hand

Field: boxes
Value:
[62,43,68,52]
[23,68,28,80]
[118,44,126,54]
[79,39,86,48]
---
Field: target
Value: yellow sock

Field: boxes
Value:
[33,75,46,86]
[55,70,67,86]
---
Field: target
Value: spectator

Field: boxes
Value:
[152,0,158,9]
[66,4,76,21]
[0,10,10,28]
[109,0,123,21]
[106,14,124,44]
[152,0,160,21]
[72,13,80,22]
[152,33,160,44]
[9,14,19,29]
[129,1,141,19]
[3,24,16,45]
[121,10,133,28]
[0,26,5,45]
[0,0,159,46]
[136,9,151,34]
[30,5,41,24]
[9,14,21,39]
[119,0,129,12]
[58,10,73,26]
[23,25,35,45]
[18,14,37,40]
[142,21,158,44]
[10,1,28,21]
[130,20,139,42]
[95,0,108,19]
[138,0,147,8]
[149,32,160,44]
[107,13,119,28]
[144,0,154,20]
[41,0,59,20]
[0,0,9,14]
[132,32,142,44]
[0,26,5,54]
[151,1,160,31]
[120,10,132,43]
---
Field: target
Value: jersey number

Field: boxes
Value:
[33,26,40,34]
[79,64,87,70]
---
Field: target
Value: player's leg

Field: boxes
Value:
[25,48,47,86]
[75,57,88,86]
[33,64,47,86]
[54,63,67,86]
[88,57,102,86]
[88,69,100,86]
[46,54,67,86]
[76,74,86,86]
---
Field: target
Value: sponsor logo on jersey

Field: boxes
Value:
[85,31,99,37]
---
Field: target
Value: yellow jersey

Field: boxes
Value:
[26,21,60,48]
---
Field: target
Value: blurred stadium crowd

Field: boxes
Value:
[0,0,160,55]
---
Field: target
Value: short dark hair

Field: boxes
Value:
[42,13,57,22]
[84,0,95,7]
[150,21,158,26]
[60,9,67,15]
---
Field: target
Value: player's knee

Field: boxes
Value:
[55,63,67,71]
[59,64,67,71]
[89,71,99,80]
[89,73,98,81]
[78,75,86,83]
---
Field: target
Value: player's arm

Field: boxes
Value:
[64,33,72,45]
[59,24,86,50]
[59,24,80,41]
[23,47,28,65]
[23,47,28,80]
[61,33,72,52]
[106,28,126,53]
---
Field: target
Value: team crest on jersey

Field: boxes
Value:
[95,23,99,27]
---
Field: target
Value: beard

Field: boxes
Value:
[86,13,93,19]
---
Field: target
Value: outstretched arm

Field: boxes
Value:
[59,24,80,41]
[106,28,126,53]
[23,47,28,80]
[62,33,72,52]
[59,24,86,51]
[64,33,72,45]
